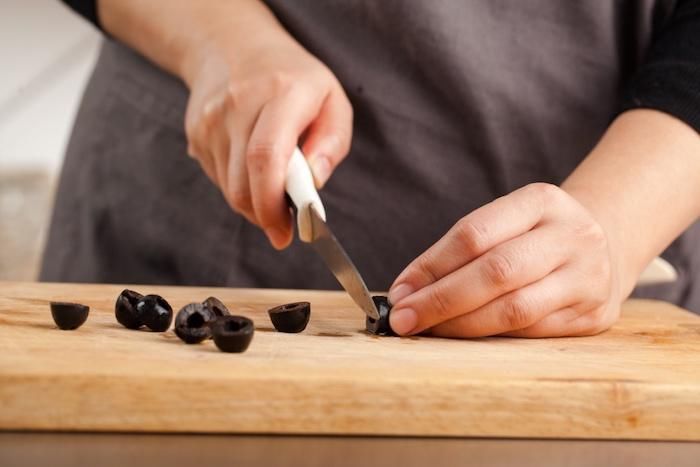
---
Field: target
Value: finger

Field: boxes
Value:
[389,183,561,305]
[300,87,353,188]
[495,308,581,337]
[428,268,580,338]
[247,87,327,249]
[389,224,572,335]
[217,127,260,225]
[226,137,257,225]
[223,102,259,224]
[210,125,231,194]
[502,304,614,338]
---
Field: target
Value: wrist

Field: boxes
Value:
[561,110,700,301]
[98,0,289,88]
[561,184,641,299]
[176,1,292,88]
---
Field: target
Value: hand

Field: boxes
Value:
[387,183,625,338]
[183,16,352,249]
[99,1,353,249]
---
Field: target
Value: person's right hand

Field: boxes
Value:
[181,9,353,249]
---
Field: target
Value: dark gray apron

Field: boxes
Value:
[41,0,700,313]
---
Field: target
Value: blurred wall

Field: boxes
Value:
[0,0,100,280]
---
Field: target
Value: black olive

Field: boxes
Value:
[50,302,89,330]
[115,289,144,329]
[174,303,217,344]
[211,316,254,353]
[203,296,230,318]
[267,302,310,333]
[366,296,396,336]
[136,294,173,332]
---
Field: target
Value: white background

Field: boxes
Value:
[0,0,100,280]
[0,0,100,174]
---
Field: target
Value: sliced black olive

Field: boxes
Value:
[203,296,230,318]
[174,303,217,344]
[50,302,89,330]
[267,302,310,333]
[137,294,173,332]
[115,289,144,329]
[366,296,396,336]
[211,316,254,353]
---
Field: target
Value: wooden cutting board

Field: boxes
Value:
[1,281,699,440]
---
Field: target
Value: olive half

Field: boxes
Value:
[211,316,255,353]
[115,289,144,329]
[136,294,173,332]
[174,302,217,344]
[50,301,90,330]
[366,296,396,336]
[267,302,311,333]
[203,296,230,318]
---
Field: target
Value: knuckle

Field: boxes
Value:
[588,293,608,310]
[185,106,219,148]
[415,252,440,284]
[591,300,613,320]
[483,252,515,288]
[427,284,453,321]
[226,84,242,107]
[320,131,351,164]
[246,140,282,171]
[580,314,612,336]
[228,190,252,211]
[312,66,335,87]
[454,218,488,255]
[527,182,563,211]
[186,146,199,159]
[528,182,560,200]
[268,72,295,94]
[500,293,533,329]
[186,139,204,160]
[574,218,607,246]
[200,105,219,132]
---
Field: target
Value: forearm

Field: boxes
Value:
[562,109,700,296]
[97,0,287,86]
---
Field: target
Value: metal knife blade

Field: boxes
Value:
[308,204,379,320]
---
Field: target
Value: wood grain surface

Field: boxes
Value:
[0,281,699,440]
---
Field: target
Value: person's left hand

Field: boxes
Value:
[387,183,625,338]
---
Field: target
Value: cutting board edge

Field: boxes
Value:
[2,373,698,441]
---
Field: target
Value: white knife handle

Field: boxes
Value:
[285,147,326,242]
[635,256,678,286]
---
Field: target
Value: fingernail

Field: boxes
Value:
[310,155,331,188]
[265,227,288,249]
[390,308,417,335]
[388,283,413,305]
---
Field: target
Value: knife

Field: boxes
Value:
[285,147,379,320]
